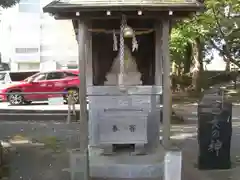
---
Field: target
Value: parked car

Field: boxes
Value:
[0,70,39,91]
[0,70,80,105]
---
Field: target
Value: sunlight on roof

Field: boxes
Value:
[66,0,197,5]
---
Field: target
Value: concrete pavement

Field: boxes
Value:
[0,100,239,123]
[0,102,80,121]
[0,102,240,179]
[174,102,240,123]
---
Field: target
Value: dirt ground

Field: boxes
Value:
[1,120,240,180]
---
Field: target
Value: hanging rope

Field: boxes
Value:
[119,14,126,88]
[132,31,138,52]
[113,30,118,51]
[88,28,153,35]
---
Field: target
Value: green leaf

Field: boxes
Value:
[0,0,20,8]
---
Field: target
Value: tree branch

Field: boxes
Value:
[212,7,226,40]
[211,7,235,64]
[210,39,240,67]
[209,39,222,52]
[1,0,20,8]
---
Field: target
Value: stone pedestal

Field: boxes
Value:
[88,86,162,154]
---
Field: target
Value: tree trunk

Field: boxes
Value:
[224,56,230,72]
[191,37,204,92]
[184,41,192,74]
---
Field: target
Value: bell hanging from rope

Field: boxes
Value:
[121,16,138,52]
[123,25,134,38]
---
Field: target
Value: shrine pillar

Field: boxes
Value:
[161,19,171,148]
[77,20,90,180]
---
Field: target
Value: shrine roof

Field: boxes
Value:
[43,0,204,14]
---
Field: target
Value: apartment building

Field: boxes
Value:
[0,0,78,71]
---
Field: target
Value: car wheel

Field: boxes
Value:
[8,92,24,105]
[66,88,79,104]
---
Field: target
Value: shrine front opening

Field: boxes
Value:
[91,19,156,86]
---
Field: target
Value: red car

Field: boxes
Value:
[0,70,80,105]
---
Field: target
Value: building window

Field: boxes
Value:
[18,63,40,71]
[15,48,39,54]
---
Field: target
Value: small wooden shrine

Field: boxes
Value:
[43,1,204,179]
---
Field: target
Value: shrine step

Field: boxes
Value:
[88,146,165,179]
[113,144,135,153]
[103,143,146,155]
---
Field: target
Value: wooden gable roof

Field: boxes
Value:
[43,0,204,14]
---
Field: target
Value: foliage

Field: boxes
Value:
[170,13,209,69]
[170,0,240,69]
[171,71,237,91]
[0,0,20,8]
[206,0,240,66]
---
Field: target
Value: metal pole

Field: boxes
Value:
[77,20,90,180]
[162,19,171,149]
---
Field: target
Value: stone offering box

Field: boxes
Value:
[88,85,162,153]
